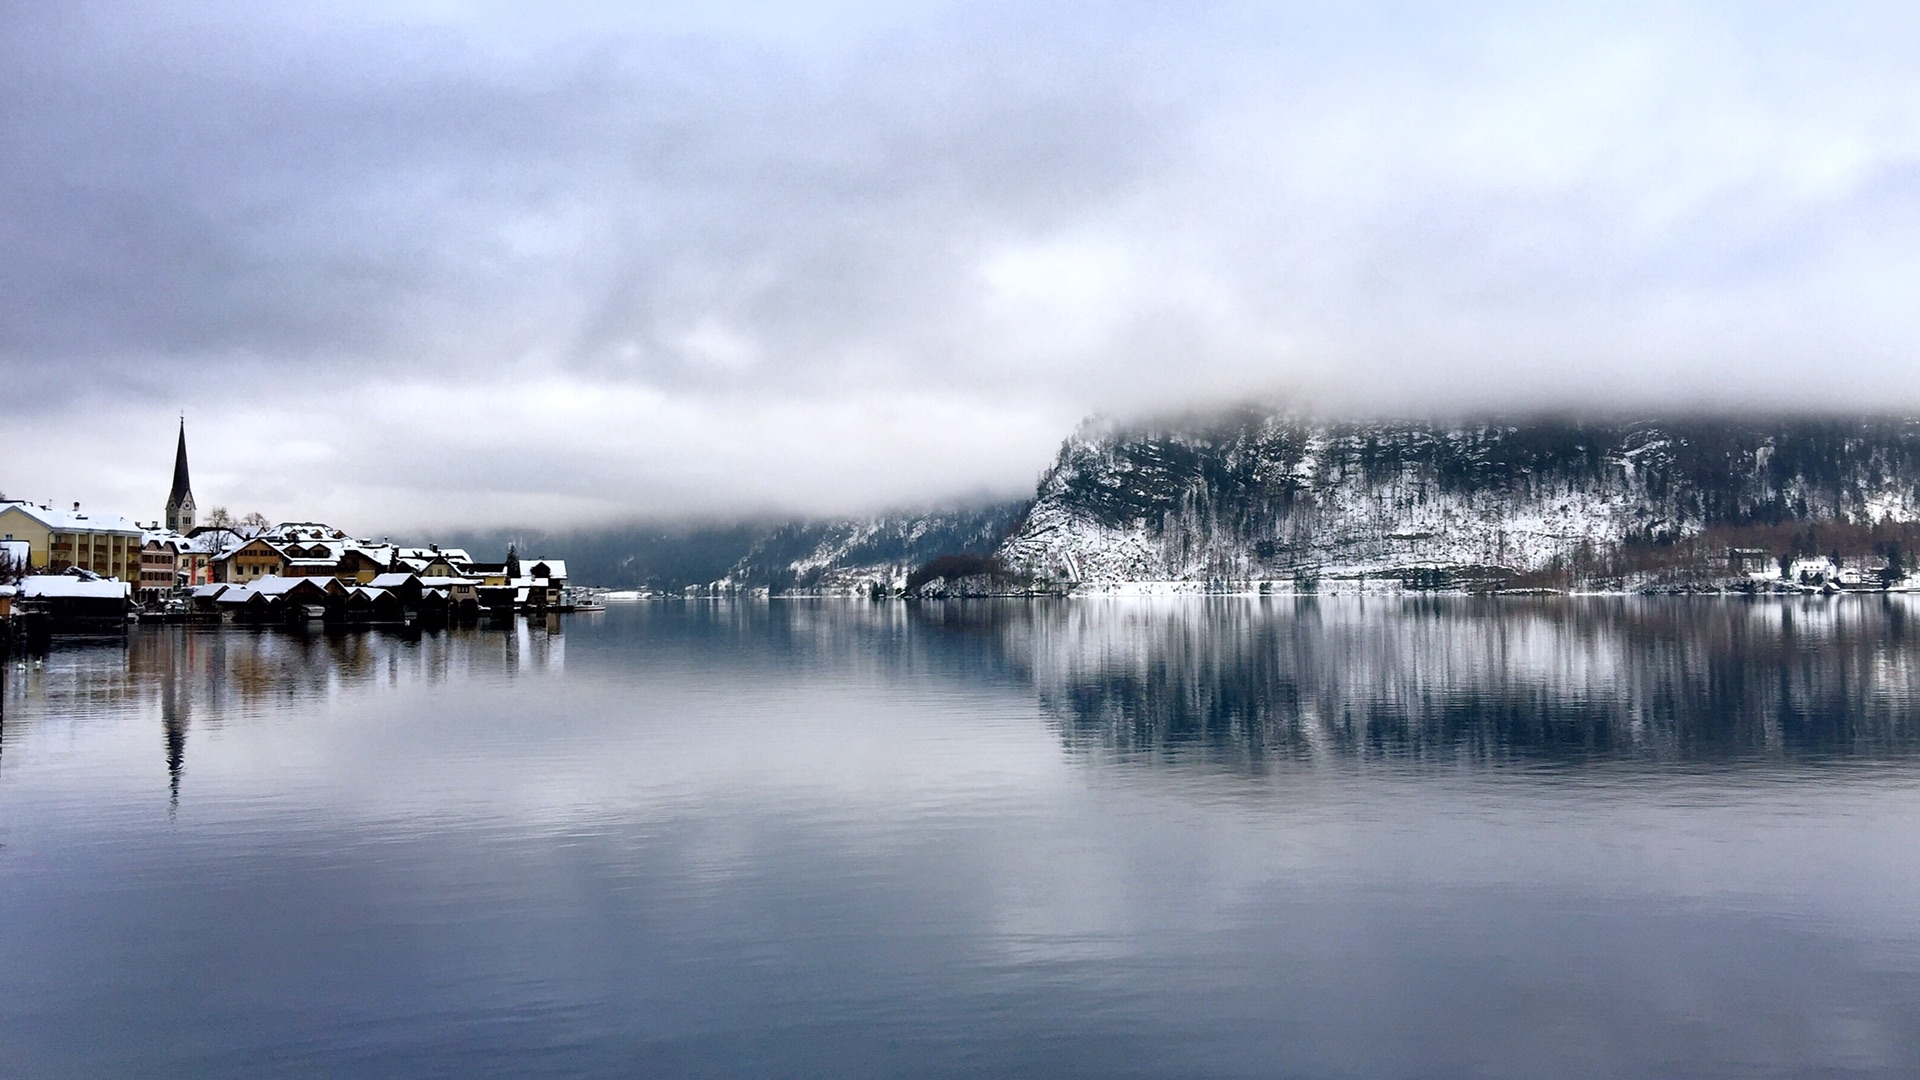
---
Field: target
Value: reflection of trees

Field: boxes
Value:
[920,597,1920,770]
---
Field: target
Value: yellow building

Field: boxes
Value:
[212,538,290,582]
[0,501,144,580]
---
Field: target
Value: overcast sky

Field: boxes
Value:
[5,1,1920,531]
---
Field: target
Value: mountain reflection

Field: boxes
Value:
[914,596,1920,769]
[9,600,1920,801]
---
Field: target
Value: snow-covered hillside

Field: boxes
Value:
[708,504,1028,594]
[998,412,1920,590]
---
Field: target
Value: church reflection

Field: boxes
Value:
[0,619,567,806]
[909,595,1920,771]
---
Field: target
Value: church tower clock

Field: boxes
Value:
[165,419,196,533]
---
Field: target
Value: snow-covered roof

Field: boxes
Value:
[0,501,143,537]
[262,523,347,542]
[249,575,329,596]
[20,575,131,600]
[0,585,15,598]
[190,583,230,598]
[419,576,480,587]
[521,559,567,580]
[210,537,288,561]
[369,572,423,588]
[165,531,227,555]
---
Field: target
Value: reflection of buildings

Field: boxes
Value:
[153,630,200,808]
[4,620,568,807]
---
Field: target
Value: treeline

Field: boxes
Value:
[1052,413,1920,535]
[996,410,1920,588]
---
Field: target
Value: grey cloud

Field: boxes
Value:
[2,2,1173,399]
[5,1,1920,526]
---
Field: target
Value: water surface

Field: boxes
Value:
[5,598,1920,1078]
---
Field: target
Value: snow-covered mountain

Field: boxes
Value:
[997,410,1920,590]
[705,504,1027,594]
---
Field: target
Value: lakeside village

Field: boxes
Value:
[2,423,594,643]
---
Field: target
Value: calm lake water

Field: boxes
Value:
[6,598,1920,1078]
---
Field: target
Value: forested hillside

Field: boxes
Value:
[998,411,1920,589]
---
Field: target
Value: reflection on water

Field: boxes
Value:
[2,619,565,807]
[988,596,1920,768]
[5,600,1920,1079]
[58,597,1914,779]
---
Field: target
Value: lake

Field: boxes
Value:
[5,598,1920,1078]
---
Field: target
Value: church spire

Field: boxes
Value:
[166,419,196,532]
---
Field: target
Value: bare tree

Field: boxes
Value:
[239,511,272,535]
[199,507,241,553]
[0,546,26,585]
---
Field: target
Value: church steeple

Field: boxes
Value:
[165,419,196,532]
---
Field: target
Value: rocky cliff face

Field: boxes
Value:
[997,411,1920,590]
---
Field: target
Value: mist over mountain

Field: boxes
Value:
[443,503,1027,594]
[444,406,1920,595]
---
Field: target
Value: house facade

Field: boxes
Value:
[139,534,180,598]
[214,538,290,582]
[0,501,144,580]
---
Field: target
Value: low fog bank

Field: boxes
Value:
[437,501,1027,592]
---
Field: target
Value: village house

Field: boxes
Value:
[0,501,144,580]
[1727,547,1780,581]
[18,571,133,624]
[213,537,290,582]
[135,526,222,598]
[386,546,473,577]
[277,539,348,577]
[334,548,389,583]
[178,532,221,586]
[420,575,481,608]
[138,530,181,599]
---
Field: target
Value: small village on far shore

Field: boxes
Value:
[2,423,594,644]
